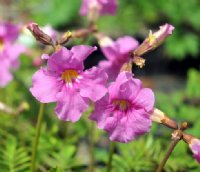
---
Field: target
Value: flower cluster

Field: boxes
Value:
[29,24,155,143]
[28,1,200,165]
[28,0,179,145]
[0,22,25,87]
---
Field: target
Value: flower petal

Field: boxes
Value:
[133,88,155,112]
[0,65,12,87]
[107,110,151,143]
[47,47,74,74]
[5,44,25,69]
[99,60,122,81]
[82,66,108,85]
[101,44,119,62]
[116,36,139,56]
[109,72,142,101]
[71,45,97,62]
[191,139,200,164]
[99,0,118,15]
[0,22,19,42]
[55,89,89,122]
[89,95,109,128]
[79,67,108,101]
[79,0,117,16]
[30,69,62,103]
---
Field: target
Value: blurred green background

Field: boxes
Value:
[0,0,200,171]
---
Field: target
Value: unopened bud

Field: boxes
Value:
[150,108,165,123]
[58,31,72,45]
[150,108,178,129]
[134,24,174,56]
[27,23,54,46]
[180,122,188,131]
[98,35,113,47]
[183,133,195,145]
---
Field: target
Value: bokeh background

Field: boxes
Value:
[0,0,200,171]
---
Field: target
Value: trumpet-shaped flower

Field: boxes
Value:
[0,22,25,87]
[90,71,154,142]
[30,46,108,122]
[80,0,117,16]
[99,36,138,81]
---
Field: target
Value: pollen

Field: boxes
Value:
[61,69,79,83]
[0,38,4,51]
[147,30,156,45]
[113,99,130,111]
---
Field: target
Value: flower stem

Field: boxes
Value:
[31,103,45,172]
[156,138,180,172]
[88,122,95,172]
[107,141,115,172]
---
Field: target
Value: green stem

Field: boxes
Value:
[88,122,95,172]
[30,103,45,172]
[107,141,115,172]
[156,139,180,172]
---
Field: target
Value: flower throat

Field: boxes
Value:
[61,69,79,83]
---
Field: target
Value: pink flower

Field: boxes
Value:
[99,36,139,81]
[90,71,155,142]
[0,22,25,87]
[30,46,108,122]
[80,0,118,16]
[190,139,200,163]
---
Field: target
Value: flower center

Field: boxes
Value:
[61,69,79,83]
[113,99,130,111]
[0,38,4,52]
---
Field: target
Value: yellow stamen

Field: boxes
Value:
[113,100,130,111]
[64,31,72,38]
[147,30,156,45]
[0,38,4,51]
[61,69,78,83]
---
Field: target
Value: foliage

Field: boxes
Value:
[0,129,30,172]
[0,66,200,171]
[186,69,200,98]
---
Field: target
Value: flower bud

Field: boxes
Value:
[58,31,72,45]
[27,23,54,46]
[98,35,113,47]
[134,24,174,56]
[150,108,178,129]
